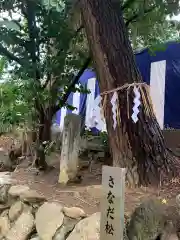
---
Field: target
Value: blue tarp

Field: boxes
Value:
[56,41,180,130]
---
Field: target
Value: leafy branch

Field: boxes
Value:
[0,43,24,65]
[51,55,91,115]
[125,5,157,26]
[42,24,84,89]
[121,0,136,11]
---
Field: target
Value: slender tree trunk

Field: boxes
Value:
[39,111,52,143]
[79,0,180,186]
[35,108,52,170]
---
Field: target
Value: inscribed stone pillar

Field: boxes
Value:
[58,114,81,184]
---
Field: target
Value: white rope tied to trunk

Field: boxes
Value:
[100,82,153,126]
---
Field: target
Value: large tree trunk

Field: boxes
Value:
[79,0,180,186]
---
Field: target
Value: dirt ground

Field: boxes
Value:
[11,158,180,216]
[1,134,180,216]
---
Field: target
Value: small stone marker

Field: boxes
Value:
[59,114,81,184]
[100,166,126,240]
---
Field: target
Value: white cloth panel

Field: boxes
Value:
[91,95,107,131]
[150,60,166,130]
[72,84,80,114]
[59,107,67,131]
[85,77,96,128]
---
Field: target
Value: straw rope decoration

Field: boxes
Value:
[100,82,151,129]
[98,83,180,183]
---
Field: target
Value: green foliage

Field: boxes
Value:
[0,57,38,131]
[42,0,66,12]
[123,0,180,49]
[0,0,88,124]
[0,79,34,126]
[0,57,7,79]
[43,0,180,51]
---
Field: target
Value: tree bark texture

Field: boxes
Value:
[35,108,52,170]
[39,109,52,143]
[79,0,180,186]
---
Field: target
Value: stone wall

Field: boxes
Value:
[0,184,100,240]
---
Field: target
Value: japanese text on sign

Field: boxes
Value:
[100,166,126,240]
[105,176,115,235]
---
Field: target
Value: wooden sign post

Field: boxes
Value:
[100,166,126,240]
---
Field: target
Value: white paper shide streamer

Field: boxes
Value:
[131,86,141,123]
[111,91,118,129]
